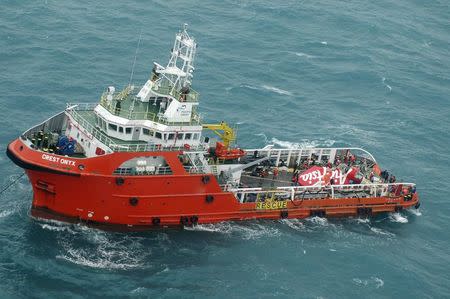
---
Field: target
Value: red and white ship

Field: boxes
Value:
[7,25,420,230]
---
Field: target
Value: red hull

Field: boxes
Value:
[7,138,420,230]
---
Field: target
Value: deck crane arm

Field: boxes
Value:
[202,121,236,149]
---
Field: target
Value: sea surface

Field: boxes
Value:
[0,0,449,298]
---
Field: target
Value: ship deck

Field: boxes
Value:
[240,171,294,189]
[104,96,163,121]
[74,109,148,147]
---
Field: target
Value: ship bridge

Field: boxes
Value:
[62,24,204,156]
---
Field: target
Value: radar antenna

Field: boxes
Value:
[153,24,197,94]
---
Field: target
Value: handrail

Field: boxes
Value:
[66,105,206,153]
[98,99,201,125]
[244,147,377,163]
[229,182,416,203]
[151,83,199,103]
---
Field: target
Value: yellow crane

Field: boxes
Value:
[202,121,236,149]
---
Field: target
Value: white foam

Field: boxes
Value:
[184,223,233,234]
[354,217,370,224]
[306,216,329,226]
[238,223,281,240]
[57,252,140,270]
[329,249,337,252]
[240,84,259,91]
[373,277,384,288]
[407,209,422,216]
[0,210,13,218]
[57,237,150,271]
[270,137,335,149]
[254,132,269,144]
[389,212,408,223]
[320,41,328,45]
[353,277,384,288]
[261,85,293,96]
[352,278,368,286]
[241,83,293,96]
[294,52,315,58]
[40,223,77,234]
[382,77,392,92]
[130,287,147,294]
[370,227,395,237]
[188,222,281,240]
[280,219,306,231]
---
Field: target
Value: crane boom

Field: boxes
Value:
[202,121,236,149]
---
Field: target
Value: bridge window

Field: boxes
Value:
[125,127,132,134]
[155,132,162,139]
[193,133,199,140]
[108,123,117,131]
[168,133,175,140]
[177,133,183,140]
[119,127,124,133]
[185,133,192,140]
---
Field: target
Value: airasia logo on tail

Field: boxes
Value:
[298,166,354,186]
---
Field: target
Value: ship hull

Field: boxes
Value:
[7,138,420,230]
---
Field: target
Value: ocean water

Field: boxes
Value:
[0,0,449,298]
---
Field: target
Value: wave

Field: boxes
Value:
[185,222,281,240]
[270,137,336,149]
[280,218,306,232]
[184,223,234,234]
[382,77,392,92]
[57,249,142,270]
[130,287,147,295]
[0,210,14,218]
[370,227,396,237]
[352,277,384,288]
[389,212,408,223]
[40,223,78,234]
[407,209,422,216]
[352,217,371,224]
[294,52,315,58]
[261,85,292,96]
[255,132,269,143]
[306,216,329,226]
[240,84,259,91]
[56,233,152,270]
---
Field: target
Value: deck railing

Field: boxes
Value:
[97,90,201,125]
[229,182,416,203]
[151,83,199,103]
[66,105,206,153]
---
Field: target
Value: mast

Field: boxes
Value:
[137,24,197,101]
